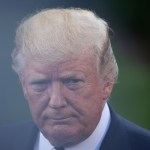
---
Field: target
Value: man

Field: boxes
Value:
[0,8,150,150]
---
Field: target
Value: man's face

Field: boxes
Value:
[20,55,111,147]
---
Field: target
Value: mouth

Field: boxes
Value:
[49,117,73,124]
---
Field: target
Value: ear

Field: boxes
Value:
[19,74,28,99]
[102,78,114,101]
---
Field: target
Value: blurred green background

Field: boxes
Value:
[0,0,149,130]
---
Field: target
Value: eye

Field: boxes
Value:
[63,77,84,90]
[64,78,81,84]
[30,81,49,92]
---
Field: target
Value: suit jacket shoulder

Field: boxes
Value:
[100,106,150,150]
[0,120,38,150]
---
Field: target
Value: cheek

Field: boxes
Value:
[25,89,49,125]
[81,90,103,120]
[67,84,103,120]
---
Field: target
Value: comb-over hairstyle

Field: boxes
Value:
[12,8,118,82]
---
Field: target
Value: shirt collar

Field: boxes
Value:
[35,103,111,150]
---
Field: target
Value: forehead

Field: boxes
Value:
[23,55,97,78]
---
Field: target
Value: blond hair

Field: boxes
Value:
[12,8,118,82]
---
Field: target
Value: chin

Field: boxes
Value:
[43,125,85,147]
[46,132,79,147]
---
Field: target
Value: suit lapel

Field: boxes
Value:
[13,121,38,150]
[100,105,131,150]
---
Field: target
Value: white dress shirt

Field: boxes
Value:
[34,103,111,150]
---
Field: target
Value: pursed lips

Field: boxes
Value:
[43,110,78,124]
[49,117,73,124]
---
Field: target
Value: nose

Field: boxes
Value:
[48,81,67,109]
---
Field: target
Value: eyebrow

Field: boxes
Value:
[59,73,85,80]
[29,78,50,84]
[28,71,85,84]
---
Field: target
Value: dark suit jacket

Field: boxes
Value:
[0,106,150,150]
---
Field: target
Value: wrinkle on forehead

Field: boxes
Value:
[26,52,96,70]
[23,54,98,81]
